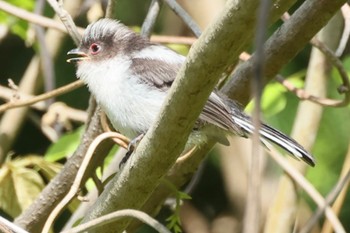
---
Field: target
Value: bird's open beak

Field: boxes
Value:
[67,48,90,63]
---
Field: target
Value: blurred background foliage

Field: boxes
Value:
[0,0,350,232]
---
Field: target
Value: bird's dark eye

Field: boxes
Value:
[90,43,101,55]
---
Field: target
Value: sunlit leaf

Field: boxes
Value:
[14,155,62,180]
[284,69,306,86]
[0,156,61,217]
[246,70,306,117]
[0,165,21,217]
[178,191,192,200]
[0,0,34,41]
[12,166,44,213]
[246,82,287,116]
[45,126,84,162]
[85,145,119,190]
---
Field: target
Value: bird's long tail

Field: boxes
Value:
[232,115,316,167]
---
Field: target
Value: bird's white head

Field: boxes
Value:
[67,19,150,65]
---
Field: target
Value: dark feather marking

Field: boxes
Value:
[199,93,247,137]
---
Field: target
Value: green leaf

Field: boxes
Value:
[0,0,35,41]
[285,70,306,88]
[246,82,287,116]
[246,70,306,116]
[10,19,29,41]
[15,155,62,180]
[12,167,44,214]
[0,156,61,217]
[166,214,182,233]
[0,165,21,217]
[85,145,119,190]
[8,0,34,9]
[45,127,84,162]
[178,191,192,200]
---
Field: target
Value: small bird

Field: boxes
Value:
[67,18,315,166]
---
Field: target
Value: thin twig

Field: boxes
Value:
[46,0,81,44]
[161,0,201,37]
[0,85,46,111]
[267,146,346,233]
[62,209,171,233]
[33,0,55,104]
[310,37,350,105]
[141,0,162,38]
[0,85,87,124]
[42,102,88,124]
[335,4,350,56]
[105,0,117,18]
[0,1,197,46]
[42,132,128,233]
[300,169,350,233]
[0,216,29,233]
[278,13,350,107]
[243,1,270,232]
[151,35,195,44]
[240,47,350,108]
[321,141,350,233]
[100,111,130,147]
[0,80,84,113]
[276,74,350,107]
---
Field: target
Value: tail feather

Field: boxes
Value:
[232,116,316,167]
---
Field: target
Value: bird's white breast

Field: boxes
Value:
[76,55,167,138]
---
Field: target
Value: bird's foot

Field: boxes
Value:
[119,133,145,168]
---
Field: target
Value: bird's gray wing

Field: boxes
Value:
[130,57,246,142]
[130,58,180,91]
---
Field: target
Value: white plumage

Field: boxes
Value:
[68,18,316,166]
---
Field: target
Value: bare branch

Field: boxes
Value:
[0,1,198,46]
[0,80,84,113]
[266,147,346,233]
[277,13,350,107]
[335,4,350,56]
[141,0,162,38]
[46,0,81,44]
[0,216,28,233]
[0,85,46,111]
[151,35,195,44]
[321,140,350,233]
[239,35,350,107]
[301,169,350,233]
[42,132,128,233]
[161,0,202,37]
[105,0,117,19]
[243,0,271,231]
[62,209,171,233]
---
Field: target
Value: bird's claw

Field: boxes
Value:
[119,133,145,168]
